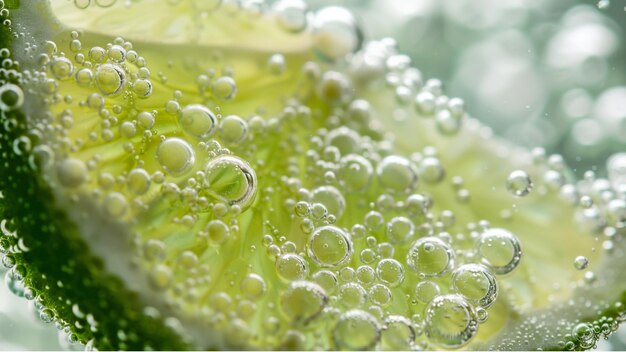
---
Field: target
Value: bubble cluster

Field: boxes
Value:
[2,1,623,351]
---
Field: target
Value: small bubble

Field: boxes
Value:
[74,0,91,9]
[376,258,404,287]
[205,155,257,208]
[89,46,106,62]
[149,264,172,289]
[597,0,610,9]
[132,78,152,97]
[312,6,362,61]
[95,63,126,95]
[279,280,327,323]
[127,168,151,195]
[157,138,195,175]
[339,154,373,192]
[276,253,308,281]
[240,273,267,300]
[574,256,589,270]
[274,0,308,33]
[506,170,533,197]
[477,228,522,275]
[338,282,366,309]
[406,237,454,277]
[212,76,237,100]
[219,115,248,145]
[57,158,88,188]
[369,283,392,307]
[103,192,128,218]
[311,186,345,219]
[108,44,126,62]
[333,310,380,350]
[418,157,445,184]
[415,281,440,303]
[424,294,478,348]
[0,83,23,111]
[179,104,217,139]
[386,216,414,243]
[308,225,352,267]
[451,264,498,308]
[50,57,74,80]
[312,270,338,293]
[75,68,93,87]
[267,53,286,75]
[377,155,418,192]
[207,220,230,246]
[381,315,415,350]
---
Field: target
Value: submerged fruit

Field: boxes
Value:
[0,0,625,350]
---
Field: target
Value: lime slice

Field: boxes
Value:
[0,1,625,350]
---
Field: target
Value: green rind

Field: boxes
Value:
[0,11,190,351]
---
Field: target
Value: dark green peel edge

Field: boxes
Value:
[0,9,190,351]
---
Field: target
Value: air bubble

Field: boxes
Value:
[57,158,88,188]
[127,168,151,195]
[0,83,23,111]
[381,315,415,350]
[95,63,126,95]
[418,157,445,184]
[312,270,338,293]
[338,282,366,308]
[312,7,362,61]
[376,258,404,287]
[75,68,93,87]
[339,154,373,192]
[574,256,589,270]
[369,283,392,307]
[386,216,414,243]
[219,115,248,145]
[88,46,106,62]
[240,273,266,300]
[157,138,195,175]
[103,192,128,218]
[317,71,351,104]
[506,170,533,197]
[132,78,152,97]
[356,265,376,285]
[308,225,352,267]
[326,126,361,156]
[50,57,74,80]
[406,237,454,276]
[377,155,418,192]
[179,104,217,139]
[212,76,237,100]
[276,253,308,281]
[74,0,91,9]
[138,111,155,129]
[108,44,126,62]
[149,264,172,289]
[477,228,522,275]
[274,0,308,33]
[267,53,286,75]
[95,0,117,7]
[333,310,380,350]
[279,280,327,323]
[205,155,257,208]
[451,264,498,308]
[424,294,478,348]
[207,219,230,245]
[311,186,345,218]
[415,280,440,303]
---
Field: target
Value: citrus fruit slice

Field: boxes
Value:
[0,1,624,350]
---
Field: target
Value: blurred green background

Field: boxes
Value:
[308,0,626,178]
